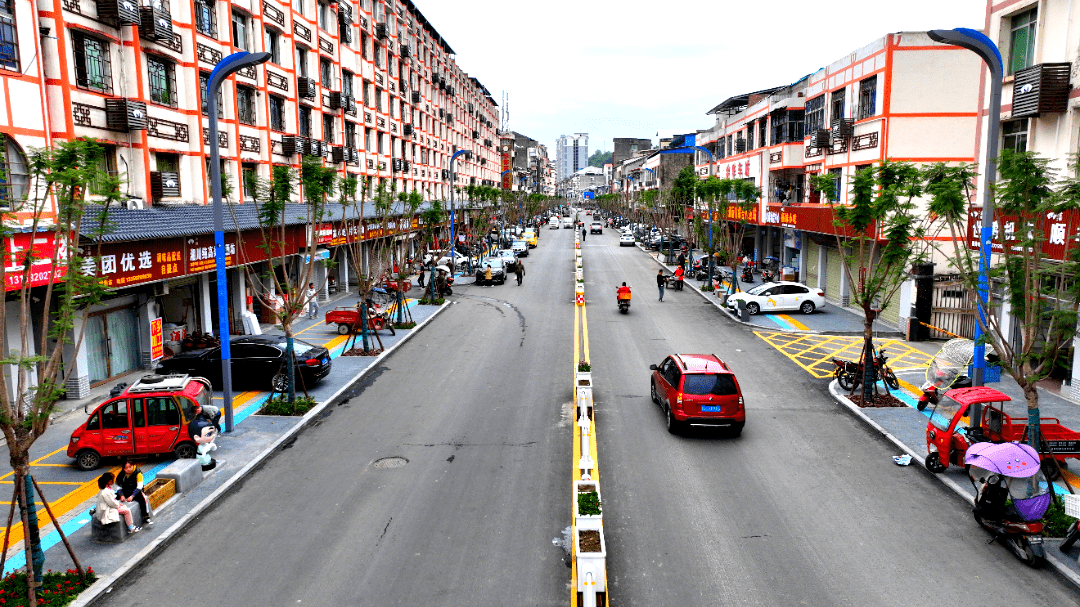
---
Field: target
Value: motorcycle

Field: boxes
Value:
[835,348,899,391]
[616,287,632,314]
[831,358,860,390]
[761,268,776,283]
[740,266,754,283]
[966,441,1050,567]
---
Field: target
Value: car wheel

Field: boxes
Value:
[746,302,760,315]
[665,404,682,435]
[74,449,101,471]
[925,451,947,473]
[271,372,288,392]
[174,442,197,460]
[800,301,816,314]
[337,323,351,335]
[650,380,660,404]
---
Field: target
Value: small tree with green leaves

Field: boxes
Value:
[927,151,1080,450]
[0,138,119,598]
[695,177,761,296]
[811,161,928,402]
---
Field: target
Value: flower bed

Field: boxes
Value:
[0,569,97,607]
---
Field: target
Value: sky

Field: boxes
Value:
[414,0,988,157]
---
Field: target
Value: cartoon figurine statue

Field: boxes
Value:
[187,417,218,471]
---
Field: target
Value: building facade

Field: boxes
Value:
[555,132,587,182]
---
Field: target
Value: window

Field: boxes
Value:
[88,145,118,196]
[0,0,18,71]
[805,95,825,133]
[828,167,842,202]
[377,132,385,154]
[299,106,311,137]
[1008,8,1037,75]
[770,110,804,145]
[241,162,258,199]
[375,87,383,112]
[363,79,371,106]
[366,127,374,151]
[199,71,224,117]
[746,123,754,150]
[100,401,129,430]
[0,137,29,204]
[857,76,877,119]
[156,152,180,173]
[295,44,307,77]
[323,112,334,143]
[194,0,216,37]
[72,32,112,93]
[374,44,382,68]
[237,85,256,125]
[1002,119,1028,153]
[360,32,369,60]
[758,120,767,149]
[342,70,354,97]
[264,27,280,64]
[232,11,250,51]
[318,1,332,31]
[320,57,332,86]
[344,121,356,148]
[147,55,177,107]
[269,95,285,131]
[830,88,845,123]
[295,0,305,17]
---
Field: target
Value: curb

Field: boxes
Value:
[72,301,452,607]
[826,379,1080,589]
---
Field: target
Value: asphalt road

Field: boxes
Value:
[96,224,1077,606]
[97,227,576,606]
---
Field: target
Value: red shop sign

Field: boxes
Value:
[91,238,186,289]
[3,231,69,291]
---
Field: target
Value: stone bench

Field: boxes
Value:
[90,501,147,543]
[157,457,204,493]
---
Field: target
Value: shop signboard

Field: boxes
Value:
[763,203,877,239]
[4,231,69,291]
[966,207,1080,262]
[501,152,512,189]
[86,238,185,289]
[150,317,164,362]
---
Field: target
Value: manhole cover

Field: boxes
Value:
[372,456,409,469]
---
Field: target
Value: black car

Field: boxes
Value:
[155,335,332,392]
[475,257,507,285]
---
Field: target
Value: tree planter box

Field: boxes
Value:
[575,525,607,592]
[575,480,602,528]
[144,478,175,510]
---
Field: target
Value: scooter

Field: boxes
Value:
[966,442,1050,567]
[761,268,776,283]
[617,288,632,314]
[740,266,754,283]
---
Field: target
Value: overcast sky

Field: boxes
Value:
[414,0,987,156]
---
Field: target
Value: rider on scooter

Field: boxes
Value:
[616,282,632,305]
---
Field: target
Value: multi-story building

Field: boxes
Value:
[0,0,501,398]
[693,32,982,329]
[613,137,651,167]
[555,132,587,181]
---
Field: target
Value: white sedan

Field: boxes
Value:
[725,281,825,315]
[619,233,635,246]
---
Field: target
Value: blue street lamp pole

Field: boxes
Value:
[927,28,1003,390]
[206,51,270,432]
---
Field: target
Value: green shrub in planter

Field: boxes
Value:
[578,490,602,516]
[261,397,317,416]
[577,361,591,372]
[1043,495,1077,537]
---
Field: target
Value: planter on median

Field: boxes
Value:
[575,524,607,592]
[575,479,602,529]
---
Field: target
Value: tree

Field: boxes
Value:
[928,151,1080,451]
[811,161,928,402]
[0,138,118,599]
[246,156,336,399]
[588,150,612,168]
[695,177,760,295]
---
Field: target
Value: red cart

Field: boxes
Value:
[324,306,394,335]
[925,386,1080,475]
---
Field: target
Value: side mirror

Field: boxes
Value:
[649,364,658,371]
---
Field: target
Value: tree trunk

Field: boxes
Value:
[20,473,43,583]
[360,304,371,352]
[285,331,296,402]
[862,308,877,402]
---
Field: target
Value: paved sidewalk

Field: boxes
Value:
[41,296,453,607]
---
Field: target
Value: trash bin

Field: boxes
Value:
[737,299,749,322]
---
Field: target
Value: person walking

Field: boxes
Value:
[677,251,686,273]
[305,283,319,319]
[656,269,666,301]
[514,258,525,285]
[581,227,587,241]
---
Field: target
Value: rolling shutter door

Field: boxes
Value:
[804,240,819,286]
[825,246,843,302]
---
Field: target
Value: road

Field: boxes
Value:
[98,224,1077,605]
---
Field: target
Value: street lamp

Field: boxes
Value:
[206,50,271,433]
[448,148,473,276]
[927,28,1003,388]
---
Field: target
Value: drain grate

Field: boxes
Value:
[372,456,409,469]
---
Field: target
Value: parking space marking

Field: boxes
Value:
[755,331,934,380]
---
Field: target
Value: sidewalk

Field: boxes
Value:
[32,294,453,606]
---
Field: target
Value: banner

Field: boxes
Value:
[150,317,164,362]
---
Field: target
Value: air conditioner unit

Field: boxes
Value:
[400,44,411,58]
[810,129,831,148]
[831,118,854,141]
[403,124,413,135]
[1012,63,1072,118]
[152,282,169,297]
[297,76,317,100]
[412,91,421,103]
[332,146,345,163]
[328,91,343,110]
[375,22,387,39]
[105,98,148,131]
[149,171,180,200]
[138,4,173,41]
[96,0,141,25]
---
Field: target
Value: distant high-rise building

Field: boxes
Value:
[556,133,589,181]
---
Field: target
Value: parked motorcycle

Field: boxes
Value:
[761,268,776,283]
[831,357,860,390]
[966,441,1050,567]
[740,266,754,283]
[835,348,899,391]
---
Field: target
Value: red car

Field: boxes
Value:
[67,374,213,471]
[649,354,745,435]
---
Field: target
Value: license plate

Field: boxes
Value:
[322,358,329,365]
[701,405,724,413]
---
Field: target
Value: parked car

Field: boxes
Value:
[155,335,333,391]
[549,217,561,229]
[496,248,519,271]
[619,233,636,246]
[725,281,825,315]
[649,354,745,435]
[511,240,529,257]
[523,230,538,247]
[476,257,507,285]
[68,373,214,471]
[590,222,603,234]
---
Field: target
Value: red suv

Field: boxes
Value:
[67,374,212,471]
[649,354,745,435]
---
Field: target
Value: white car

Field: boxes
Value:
[619,233,635,246]
[725,281,825,315]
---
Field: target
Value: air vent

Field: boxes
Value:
[1012,63,1072,118]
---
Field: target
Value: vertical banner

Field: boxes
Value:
[150,317,164,362]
